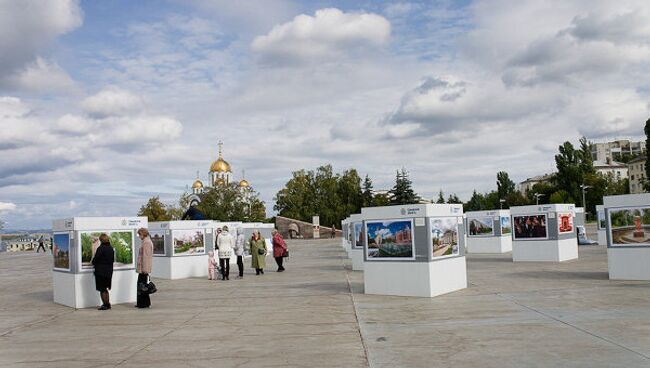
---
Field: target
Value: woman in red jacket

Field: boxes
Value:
[271,230,287,272]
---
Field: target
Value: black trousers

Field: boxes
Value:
[137,273,150,308]
[275,256,284,270]
[237,256,244,277]
[36,243,46,252]
[219,258,230,279]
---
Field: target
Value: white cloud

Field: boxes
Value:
[0,202,16,212]
[7,58,77,93]
[0,0,82,89]
[251,8,391,64]
[81,86,145,118]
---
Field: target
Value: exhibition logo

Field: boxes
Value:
[198,222,211,227]
[402,208,420,215]
[65,220,73,229]
[126,219,143,227]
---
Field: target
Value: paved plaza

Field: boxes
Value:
[2,231,650,367]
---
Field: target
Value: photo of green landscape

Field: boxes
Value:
[173,229,205,255]
[80,231,134,269]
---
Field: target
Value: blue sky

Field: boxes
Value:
[1,0,649,229]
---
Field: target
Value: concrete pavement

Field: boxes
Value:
[1,236,649,367]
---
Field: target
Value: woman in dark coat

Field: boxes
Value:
[92,233,114,310]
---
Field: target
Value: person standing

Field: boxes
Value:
[249,231,267,275]
[36,235,46,253]
[91,233,114,310]
[217,226,234,280]
[136,228,153,308]
[330,225,336,239]
[271,230,287,272]
[234,228,245,279]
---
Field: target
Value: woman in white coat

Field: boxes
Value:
[234,228,246,279]
[217,225,235,280]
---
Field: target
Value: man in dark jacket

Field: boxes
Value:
[181,202,206,220]
[92,233,114,310]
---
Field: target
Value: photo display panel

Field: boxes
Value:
[608,207,650,247]
[172,229,206,255]
[80,230,134,270]
[431,217,460,259]
[365,219,415,260]
[558,213,574,233]
[353,222,363,248]
[513,214,548,240]
[150,230,166,256]
[500,216,512,235]
[467,216,494,237]
[53,232,70,271]
[598,211,606,230]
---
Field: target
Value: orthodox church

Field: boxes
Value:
[189,142,250,196]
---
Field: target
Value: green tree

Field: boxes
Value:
[389,168,419,205]
[274,169,316,221]
[337,169,363,224]
[199,183,266,221]
[496,171,515,200]
[138,196,172,221]
[372,193,391,206]
[464,190,484,211]
[645,118,650,191]
[549,190,571,203]
[436,190,445,204]
[554,142,582,205]
[447,193,462,204]
[166,193,192,220]
[361,175,374,208]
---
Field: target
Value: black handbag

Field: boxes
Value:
[282,249,289,258]
[257,248,265,255]
[147,281,157,294]
[138,280,157,295]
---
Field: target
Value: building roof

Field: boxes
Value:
[520,173,555,184]
[628,156,646,164]
[594,160,627,169]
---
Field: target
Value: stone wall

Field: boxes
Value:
[275,216,341,239]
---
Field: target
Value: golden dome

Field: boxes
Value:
[209,142,231,173]
[210,158,231,173]
[215,178,226,186]
[192,179,203,189]
[238,179,250,188]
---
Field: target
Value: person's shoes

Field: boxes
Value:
[98,304,111,310]
[278,268,285,272]
[236,276,243,279]
[260,269,264,274]
[135,305,150,309]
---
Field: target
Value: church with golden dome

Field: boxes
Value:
[190,142,250,196]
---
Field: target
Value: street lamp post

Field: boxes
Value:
[580,184,592,217]
[533,193,545,205]
[499,199,506,209]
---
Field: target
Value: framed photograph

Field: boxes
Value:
[500,216,512,235]
[150,230,166,256]
[353,222,363,248]
[80,231,134,270]
[608,207,650,247]
[467,216,494,237]
[365,219,415,260]
[513,214,548,240]
[431,217,459,259]
[172,229,206,255]
[558,213,574,233]
[53,232,71,271]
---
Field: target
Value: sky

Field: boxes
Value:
[1,0,649,229]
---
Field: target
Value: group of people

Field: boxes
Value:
[208,227,288,280]
[91,226,288,311]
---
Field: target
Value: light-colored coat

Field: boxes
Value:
[250,237,267,269]
[234,229,245,256]
[137,236,153,274]
[217,230,235,259]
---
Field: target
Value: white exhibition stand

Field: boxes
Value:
[349,248,364,271]
[361,204,467,298]
[364,257,467,298]
[465,210,512,254]
[596,205,607,245]
[150,220,214,280]
[604,194,650,280]
[510,204,578,262]
[51,216,146,309]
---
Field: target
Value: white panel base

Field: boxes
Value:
[152,255,209,280]
[350,248,364,271]
[53,270,137,309]
[608,247,650,280]
[512,238,578,262]
[467,236,512,254]
[597,230,606,246]
[364,257,467,298]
